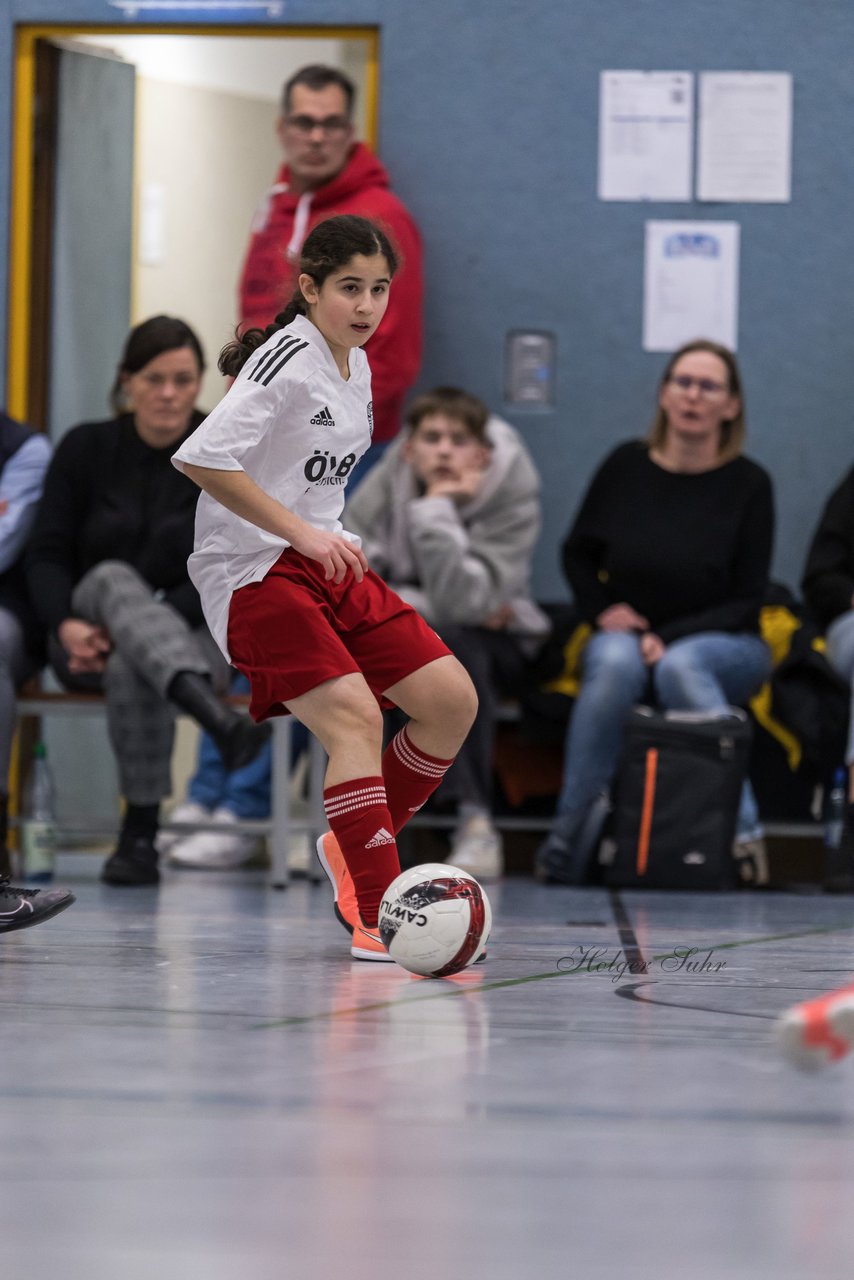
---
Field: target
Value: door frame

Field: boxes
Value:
[7,22,380,419]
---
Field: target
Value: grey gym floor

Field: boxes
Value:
[3,855,854,1280]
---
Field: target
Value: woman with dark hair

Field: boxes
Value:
[26,315,268,886]
[173,215,478,961]
[537,339,775,884]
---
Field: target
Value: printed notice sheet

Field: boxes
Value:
[643,221,740,352]
[697,72,792,202]
[598,71,693,201]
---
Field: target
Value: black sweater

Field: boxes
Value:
[561,441,774,643]
[26,413,204,634]
[801,466,854,629]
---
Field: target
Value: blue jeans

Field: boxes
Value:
[187,673,308,819]
[825,610,854,764]
[556,630,772,840]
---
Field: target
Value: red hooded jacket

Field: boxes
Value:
[238,143,423,444]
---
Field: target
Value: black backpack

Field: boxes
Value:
[601,707,753,890]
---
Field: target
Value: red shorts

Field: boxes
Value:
[226,549,452,721]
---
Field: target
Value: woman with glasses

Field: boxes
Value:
[537,339,774,884]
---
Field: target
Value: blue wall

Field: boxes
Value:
[2,0,850,602]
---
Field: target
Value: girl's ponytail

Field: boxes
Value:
[219,303,290,377]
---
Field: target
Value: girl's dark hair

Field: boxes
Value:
[219,215,399,378]
[647,338,745,461]
[110,314,205,415]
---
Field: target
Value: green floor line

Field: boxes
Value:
[254,919,854,1030]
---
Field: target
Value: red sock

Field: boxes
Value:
[382,726,455,834]
[323,776,400,929]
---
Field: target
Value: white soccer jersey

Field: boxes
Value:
[172,314,373,658]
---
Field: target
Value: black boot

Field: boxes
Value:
[535,796,609,886]
[0,793,11,879]
[167,672,271,771]
[102,805,161,886]
[102,833,160,885]
[535,819,584,885]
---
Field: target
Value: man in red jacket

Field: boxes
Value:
[239,64,423,480]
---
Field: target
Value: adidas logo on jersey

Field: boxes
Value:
[365,827,395,849]
[310,405,336,427]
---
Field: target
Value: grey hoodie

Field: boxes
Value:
[345,415,550,642]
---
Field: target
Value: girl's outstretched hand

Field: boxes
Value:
[289,525,369,584]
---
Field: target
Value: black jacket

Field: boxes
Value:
[802,467,854,630]
[26,413,204,634]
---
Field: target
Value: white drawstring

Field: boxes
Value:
[287,191,314,262]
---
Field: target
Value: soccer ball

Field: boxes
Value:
[378,863,491,977]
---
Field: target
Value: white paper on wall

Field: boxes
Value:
[643,220,740,352]
[598,70,694,202]
[697,72,792,202]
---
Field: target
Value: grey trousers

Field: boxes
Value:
[58,561,229,805]
[0,607,40,788]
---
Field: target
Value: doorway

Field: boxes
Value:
[8,24,378,427]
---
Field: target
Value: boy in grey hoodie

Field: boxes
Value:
[345,387,549,877]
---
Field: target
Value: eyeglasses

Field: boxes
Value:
[668,374,729,397]
[139,372,199,390]
[285,114,351,136]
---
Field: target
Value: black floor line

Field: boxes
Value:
[615,979,777,1020]
[608,887,649,974]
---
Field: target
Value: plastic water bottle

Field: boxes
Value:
[20,741,56,883]
[824,766,848,851]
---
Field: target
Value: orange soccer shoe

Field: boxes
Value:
[350,921,395,963]
[777,982,854,1070]
[315,832,360,935]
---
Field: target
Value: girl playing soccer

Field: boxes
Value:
[172,215,478,960]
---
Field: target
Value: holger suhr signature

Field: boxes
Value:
[556,945,727,983]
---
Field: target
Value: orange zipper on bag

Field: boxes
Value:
[636,748,658,876]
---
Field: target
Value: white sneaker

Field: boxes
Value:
[169,807,259,869]
[732,835,770,886]
[285,790,312,875]
[448,813,503,879]
[287,833,312,875]
[155,800,212,856]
